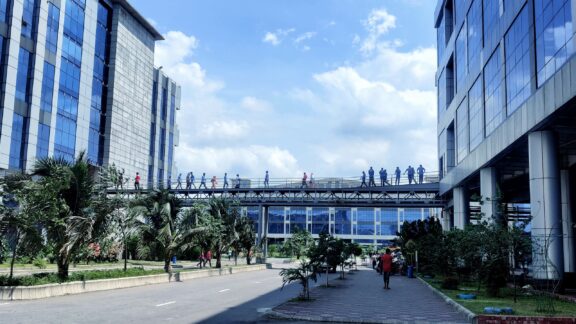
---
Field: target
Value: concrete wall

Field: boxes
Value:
[0,264,266,301]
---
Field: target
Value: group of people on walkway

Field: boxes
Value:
[360,165,426,187]
[196,250,212,268]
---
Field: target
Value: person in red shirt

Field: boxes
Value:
[380,248,393,289]
[134,172,141,190]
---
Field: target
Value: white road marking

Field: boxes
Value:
[218,289,230,293]
[254,281,262,284]
[155,301,176,307]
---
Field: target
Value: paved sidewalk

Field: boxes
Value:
[270,267,470,323]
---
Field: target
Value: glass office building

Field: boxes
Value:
[0,0,179,185]
[435,0,576,280]
[244,206,440,246]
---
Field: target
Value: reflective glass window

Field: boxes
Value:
[467,0,482,74]
[160,128,166,159]
[54,113,77,161]
[246,207,260,232]
[468,76,483,150]
[161,87,168,122]
[15,48,32,102]
[484,46,504,135]
[483,0,501,49]
[64,0,85,44]
[9,113,27,169]
[438,68,446,119]
[289,207,306,233]
[21,0,38,38]
[505,5,531,115]
[334,208,351,235]
[46,3,60,54]
[535,0,574,86]
[403,208,422,223]
[437,16,445,65]
[170,94,176,127]
[149,122,156,156]
[157,168,164,186]
[152,81,158,115]
[455,25,467,93]
[0,0,10,22]
[456,98,468,163]
[311,208,329,234]
[380,208,397,236]
[357,208,374,236]
[168,132,174,173]
[454,0,466,28]
[41,62,55,113]
[36,123,50,159]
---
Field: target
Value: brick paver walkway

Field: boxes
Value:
[271,267,470,323]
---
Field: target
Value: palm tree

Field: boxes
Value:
[206,198,241,268]
[131,190,204,272]
[31,152,103,280]
[232,216,255,265]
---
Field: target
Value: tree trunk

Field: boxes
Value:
[246,254,251,265]
[234,254,237,266]
[57,256,69,280]
[9,233,19,280]
[216,251,222,268]
[164,258,171,273]
[123,236,128,271]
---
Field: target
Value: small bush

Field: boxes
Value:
[33,258,48,269]
[0,268,166,286]
[441,277,459,290]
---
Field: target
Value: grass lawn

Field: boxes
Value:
[424,277,576,317]
[0,268,167,286]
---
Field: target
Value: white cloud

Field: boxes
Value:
[262,28,295,46]
[241,96,272,112]
[358,9,397,55]
[294,32,317,44]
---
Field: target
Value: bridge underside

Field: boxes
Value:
[111,183,443,208]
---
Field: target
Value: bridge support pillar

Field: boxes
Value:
[257,205,269,260]
[529,131,563,280]
[441,209,452,230]
[453,186,469,230]
[561,169,574,273]
[480,167,499,222]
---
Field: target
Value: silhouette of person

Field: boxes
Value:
[118,169,124,189]
[211,176,217,189]
[417,164,426,184]
[190,172,196,189]
[309,173,314,188]
[199,173,207,189]
[223,173,229,188]
[382,169,389,185]
[134,172,141,190]
[379,168,385,186]
[301,172,308,188]
[360,171,367,187]
[235,174,241,189]
[368,167,376,187]
[167,176,172,189]
[176,173,182,189]
[264,171,269,188]
[404,165,415,185]
[185,172,191,190]
[395,167,401,185]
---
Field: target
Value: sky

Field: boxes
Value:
[131,0,438,180]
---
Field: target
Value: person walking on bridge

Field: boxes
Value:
[223,173,229,188]
[176,173,183,189]
[211,176,218,189]
[301,172,308,188]
[190,172,196,189]
[360,171,367,187]
[185,172,191,190]
[264,171,270,188]
[235,174,241,188]
[394,167,401,185]
[199,173,207,189]
[368,167,376,187]
[405,165,415,184]
[417,164,426,184]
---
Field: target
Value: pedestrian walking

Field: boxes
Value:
[405,165,415,185]
[134,172,141,190]
[197,251,205,268]
[417,164,426,184]
[264,171,269,188]
[394,167,401,185]
[235,174,241,188]
[185,172,191,190]
[381,248,393,289]
[368,167,376,187]
[309,173,315,188]
[360,171,367,187]
[190,172,196,189]
[211,176,218,189]
[301,172,308,188]
[223,172,229,188]
[176,173,183,189]
[118,170,124,189]
[199,173,207,189]
[205,250,212,268]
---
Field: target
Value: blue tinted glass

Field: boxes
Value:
[335,208,351,235]
[21,0,38,38]
[149,123,156,156]
[455,25,467,94]
[484,46,504,136]
[269,207,285,234]
[437,18,445,66]
[454,0,466,28]
[161,88,168,121]
[64,0,85,44]
[36,123,50,159]
[438,68,446,118]
[311,208,329,234]
[41,62,56,113]
[0,0,9,22]
[289,207,306,233]
[357,208,374,222]
[505,5,531,115]
[54,113,77,162]
[483,0,501,49]
[160,128,166,158]
[147,165,154,186]
[157,168,164,186]
[170,94,176,127]
[16,48,32,102]
[380,208,397,236]
[456,98,468,163]
[467,0,482,75]
[468,76,483,150]
[151,81,158,115]
[9,113,27,169]
[535,0,573,86]
[46,3,60,54]
[357,224,374,236]
[404,208,422,222]
[168,132,174,174]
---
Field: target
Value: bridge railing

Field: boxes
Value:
[111,171,440,191]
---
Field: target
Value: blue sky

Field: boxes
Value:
[131,0,438,179]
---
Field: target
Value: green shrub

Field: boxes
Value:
[33,258,48,269]
[0,268,166,286]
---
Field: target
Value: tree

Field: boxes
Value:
[307,232,343,286]
[233,216,256,265]
[280,260,318,300]
[206,198,242,268]
[283,228,313,259]
[30,153,103,280]
[131,189,203,272]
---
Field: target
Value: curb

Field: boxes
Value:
[417,277,476,323]
[0,264,266,301]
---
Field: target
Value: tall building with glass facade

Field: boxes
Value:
[0,0,179,185]
[244,206,440,247]
[435,0,575,281]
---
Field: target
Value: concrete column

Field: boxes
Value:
[528,131,564,280]
[441,209,452,231]
[561,170,575,273]
[480,168,499,222]
[453,186,469,229]
[263,206,269,259]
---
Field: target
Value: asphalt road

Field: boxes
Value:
[0,267,320,324]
